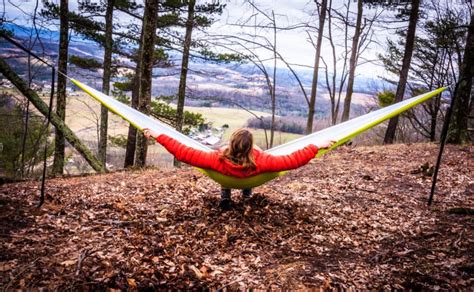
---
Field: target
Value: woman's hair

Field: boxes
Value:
[220,128,256,170]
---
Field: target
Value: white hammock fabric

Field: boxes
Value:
[71,78,446,188]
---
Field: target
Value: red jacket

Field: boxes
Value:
[156,134,318,178]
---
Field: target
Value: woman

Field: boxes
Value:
[144,128,334,210]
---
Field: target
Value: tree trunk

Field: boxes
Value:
[306,0,328,134]
[0,58,104,173]
[384,0,420,144]
[98,0,115,169]
[174,0,196,167]
[52,0,69,175]
[123,29,144,168]
[341,0,363,122]
[270,10,277,148]
[447,14,473,144]
[134,0,159,167]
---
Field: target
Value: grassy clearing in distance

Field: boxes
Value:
[183,105,271,130]
[184,105,302,148]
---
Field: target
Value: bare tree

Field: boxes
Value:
[341,0,363,122]
[306,0,328,134]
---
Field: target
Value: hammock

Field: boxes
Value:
[71,78,446,189]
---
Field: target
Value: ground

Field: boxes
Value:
[0,143,472,290]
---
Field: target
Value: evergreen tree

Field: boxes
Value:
[382,0,421,144]
[98,0,115,168]
[380,4,469,141]
[134,0,159,167]
[448,14,473,144]
[52,0,69,175]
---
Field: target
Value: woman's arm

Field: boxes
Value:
[257,145,319,172]
[258,140,335,173]
[143,129,218,169]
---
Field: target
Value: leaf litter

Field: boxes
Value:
[0,143,472,290]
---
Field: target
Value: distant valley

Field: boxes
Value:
[0,24,386,119]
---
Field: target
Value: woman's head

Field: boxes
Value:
[221,128,256,169]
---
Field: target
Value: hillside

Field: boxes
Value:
[0,24,375,118]
[1,143,472,290]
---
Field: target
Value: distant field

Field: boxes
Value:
[184,105,302,147]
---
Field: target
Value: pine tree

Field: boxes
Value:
[383,0,421,144]
[98,0,115,169]
[134,0,159,167]
[52,0,68,175]
[448,14,473,144]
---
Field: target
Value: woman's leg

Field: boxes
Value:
[242,188,252,198]
[220,188,232,210]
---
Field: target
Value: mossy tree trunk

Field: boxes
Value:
[0,58,104,173]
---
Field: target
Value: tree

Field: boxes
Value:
[0,94,53,178]
[380,2,469,141]
[98,0,115,169]
[448,13,473,144]
[306,0,328,134]
[320,0,349,125]
[383,0,421,144]
[174,0,196,167]
[341,0,363,122]
[134,0,159,167]
[52,0,68,175]
[0,58,104,173]
[320,0,378,125]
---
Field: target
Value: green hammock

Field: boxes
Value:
[71,78,446,189]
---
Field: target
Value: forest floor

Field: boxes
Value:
[0,143,473,290]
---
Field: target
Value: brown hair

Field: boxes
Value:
[220,128,256,170]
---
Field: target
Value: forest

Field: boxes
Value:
[0,0,473,289]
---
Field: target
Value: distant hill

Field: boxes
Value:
[0,23,388,119]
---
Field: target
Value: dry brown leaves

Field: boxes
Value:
[0,143,472,290]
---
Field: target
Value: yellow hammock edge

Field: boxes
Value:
[71,78,446,189]
[194,86,446,189]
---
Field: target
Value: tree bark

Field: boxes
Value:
[306,0,328,134]
[123,30,144,168]
[447,14,473,144]
[174,0,196,167]
[0,58,104,173]
[98,0,115,169]
[383,0,420,144]
[134,0,159,167]
[341,0,363,122]
[52,0,69,175]
[270,10,277,148]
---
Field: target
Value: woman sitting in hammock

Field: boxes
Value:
[144,128,334,210]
